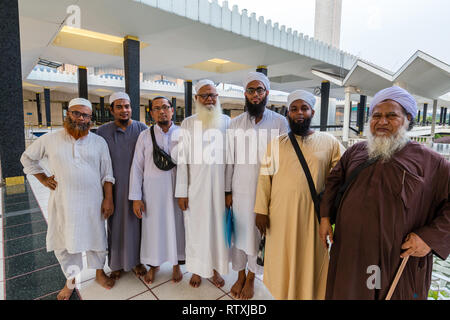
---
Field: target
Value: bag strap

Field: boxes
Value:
[150,125,161,151]
[288,131,321,222]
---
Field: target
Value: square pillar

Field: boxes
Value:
[123,36,140,121]
[184,80,193,118]
[320,81,330,132]
[78,66,88,99]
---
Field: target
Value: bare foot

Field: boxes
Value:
[230,270,246,298]
[211,270,225,288]
[172,265,183,283]
[240,272,255,300]
[143,266,159,284]
[110,270,122,280]
[133,264,147,277]
[57,279,75,300]
[95,269,115,290]
[189,274,202,288]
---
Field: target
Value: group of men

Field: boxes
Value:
[20,69,449,300]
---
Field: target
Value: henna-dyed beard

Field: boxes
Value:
[64,116,91,139]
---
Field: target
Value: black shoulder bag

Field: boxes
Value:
[288,131,377,224]
[150,125,176,171]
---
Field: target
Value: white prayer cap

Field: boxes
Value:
[243,71,270,91]
[68,97,92,110]
[369,86,417,118]
[194,79,215,93]
[287,90,316,109]
[109,91,130,104]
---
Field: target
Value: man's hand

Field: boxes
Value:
[319,217,334,249]
[178,198,189,211]
[133,200,145,219]
[225,193,233,209]
[101,198,114,219]
[400,233,431,258]
[255,213,270,236]
[35,173,57,190]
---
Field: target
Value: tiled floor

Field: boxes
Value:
[0,175,274,300]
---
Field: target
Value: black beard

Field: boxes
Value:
[288,116,312,137]
[245,96,268,118]
[118,118,130,125]
[158,120,170,126]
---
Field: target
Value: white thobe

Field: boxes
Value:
[129,124,185,266]
[20,129,115,253]
[175,114,231,278]
[225,109,289,257]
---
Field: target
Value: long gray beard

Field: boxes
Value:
[195,100,223,129]
[366,122,410,162]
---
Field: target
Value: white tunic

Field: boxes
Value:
[175,114,231,278]
[225,109,289,256]
[128,124,185,266]
[20,129,115,253]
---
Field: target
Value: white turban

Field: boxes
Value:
[68,98,92,110]
[369,86,418,118]
[194,79,215,93]
[109,92,130,104]
[287,90,316,109]
[243,72,270,91]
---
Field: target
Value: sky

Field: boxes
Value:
[225,0,450,72]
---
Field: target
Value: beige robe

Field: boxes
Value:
[254,132,343,300]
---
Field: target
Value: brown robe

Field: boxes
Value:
[320,141,450,300]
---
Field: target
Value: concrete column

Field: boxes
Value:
[0,0,25,182]
[36,92,42,126]
[78,66,88,99]
[417,110,421,124]
[443,108,447,126]
[431,99,438,137]
[256,65,268,76]
[439,107,444,124]
[342,87,354,147]
[123,35,140,121]
[148,99,152,123]
[320,80,330,132]
[44,88,51,128]
[184,80,193,118]
[172,97,177,122]
[422,103,428,126]
[357,95,366,135]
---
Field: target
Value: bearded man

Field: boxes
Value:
[21,98,116,300]
[319,86,450,300]
[225,71,288,299]
[254,90,343,299]
[96,92,148,280]
[175,79,231,288]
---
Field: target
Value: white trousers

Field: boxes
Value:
[231,247,263,275]
[54,249,108,279]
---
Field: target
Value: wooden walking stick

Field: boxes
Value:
[385,256,410,300]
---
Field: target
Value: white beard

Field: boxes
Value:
[195,99,223,129]
[367,120,410,162]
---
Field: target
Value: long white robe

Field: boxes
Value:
[20,129,115,253]
[225,109,289,256]
[175,114,231,278]
[129,124,185,266]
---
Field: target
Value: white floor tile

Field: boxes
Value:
[152,272,225,300]
[0,282,4,300]
[0,259,4,282]
[215,269,273,300]
[216,269,239,294]
[218,294,233,300]
[78,272,148,300]
[129,290,157,300]
[139,262,187,289]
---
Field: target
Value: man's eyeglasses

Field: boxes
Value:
[152,105,172,112]
[69,110,92,119]
[197,93,219,100]
[246,87,266,95]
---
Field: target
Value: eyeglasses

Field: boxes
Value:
[152,105,172,112]
[197,93,219,100]
[69,110,92,119]
[246,87,266,95]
